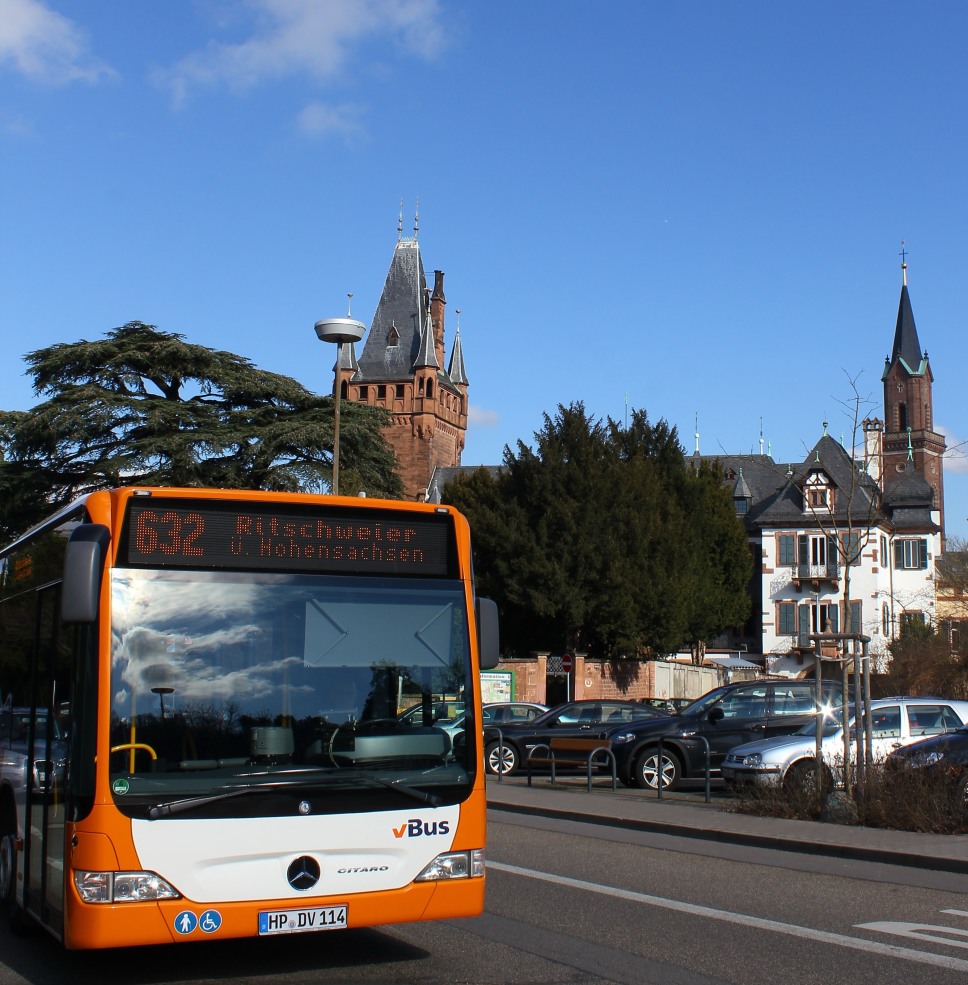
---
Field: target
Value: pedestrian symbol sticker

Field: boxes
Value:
[199,909,222,933]
[174,911,197,935]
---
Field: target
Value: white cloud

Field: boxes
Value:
[296,100,366,140]
[161,0,445,106]
[940,425,968,474]
[0,0,114,84]
[468,406,499,428]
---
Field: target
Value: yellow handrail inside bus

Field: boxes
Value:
[110,742,157,762]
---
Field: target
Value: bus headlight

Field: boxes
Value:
[414,849,485,882]
[74,870,181,903]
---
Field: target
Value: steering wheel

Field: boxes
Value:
[326,725,347,767]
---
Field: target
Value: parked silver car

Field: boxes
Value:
[0,705,68,801]
[721,697,968,791]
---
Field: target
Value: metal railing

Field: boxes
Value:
[655,735,712,803]
[794,561,840,581]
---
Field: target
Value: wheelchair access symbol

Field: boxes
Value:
[199,909,222,934]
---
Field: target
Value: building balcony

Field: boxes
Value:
[792,561,840,588]
[789,632,842,660]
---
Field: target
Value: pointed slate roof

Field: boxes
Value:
[357,239,427,381]
[414,318,439,369]
[884,284,927,378]
[733,468,752,500]
[447,325,468,386]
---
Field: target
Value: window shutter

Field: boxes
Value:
[894,541,903,568]
[798,605,810,639]
[830,606,839,632]
[849,601,861,634]
[798,536,808,565]
[919,539,928,570]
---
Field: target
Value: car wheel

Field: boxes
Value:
[485,740,519,776]
[783,759,832,797]
[953,772,968,815]
[635,748,681,790]
[0,832,31,936]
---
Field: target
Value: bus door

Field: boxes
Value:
[23,582,67,934]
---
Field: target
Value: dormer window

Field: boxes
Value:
[803,471,832,513]
[808,488,829,509]
[387,323,400,347]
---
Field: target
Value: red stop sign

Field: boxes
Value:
[561,653,573,673]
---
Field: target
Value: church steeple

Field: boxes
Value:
[888,282,925,376]
[880,252,945,533]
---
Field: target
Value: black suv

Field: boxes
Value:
[601,680,846,790]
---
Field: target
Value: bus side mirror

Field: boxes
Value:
[61,525,111,624]
[476,597,500,669]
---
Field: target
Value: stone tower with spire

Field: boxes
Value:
[877,252,946,533]
[339,211,469,499]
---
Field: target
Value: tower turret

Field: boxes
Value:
[345,212,469,499]
[880,251,945,532]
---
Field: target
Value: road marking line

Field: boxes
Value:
[857,921,968,950]
[487,860,968,973]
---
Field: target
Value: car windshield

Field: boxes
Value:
[109,568,474,817]
[680,686,735,717]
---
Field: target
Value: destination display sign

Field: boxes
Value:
[121,500,454,577]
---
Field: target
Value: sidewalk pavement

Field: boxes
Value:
[485,775,968,875]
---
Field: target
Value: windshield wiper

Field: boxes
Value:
[146,770,441,819]
[147,781,301,819]
[347,771,442,807]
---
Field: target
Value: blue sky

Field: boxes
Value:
[2,1,967,539]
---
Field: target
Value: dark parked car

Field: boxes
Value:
[601,679,848,790]
[482,702,548,725]
[885,724,968,811]
[483,699,670,776]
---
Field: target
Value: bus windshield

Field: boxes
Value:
[109,568,473,818]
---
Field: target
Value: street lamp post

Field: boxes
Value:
[150,686,174,720]
[313,315,365,496]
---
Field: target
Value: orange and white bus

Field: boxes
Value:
[0,487,499,949]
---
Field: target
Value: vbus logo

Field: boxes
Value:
[392,818,450,839]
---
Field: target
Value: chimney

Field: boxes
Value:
[431,270,446,367]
